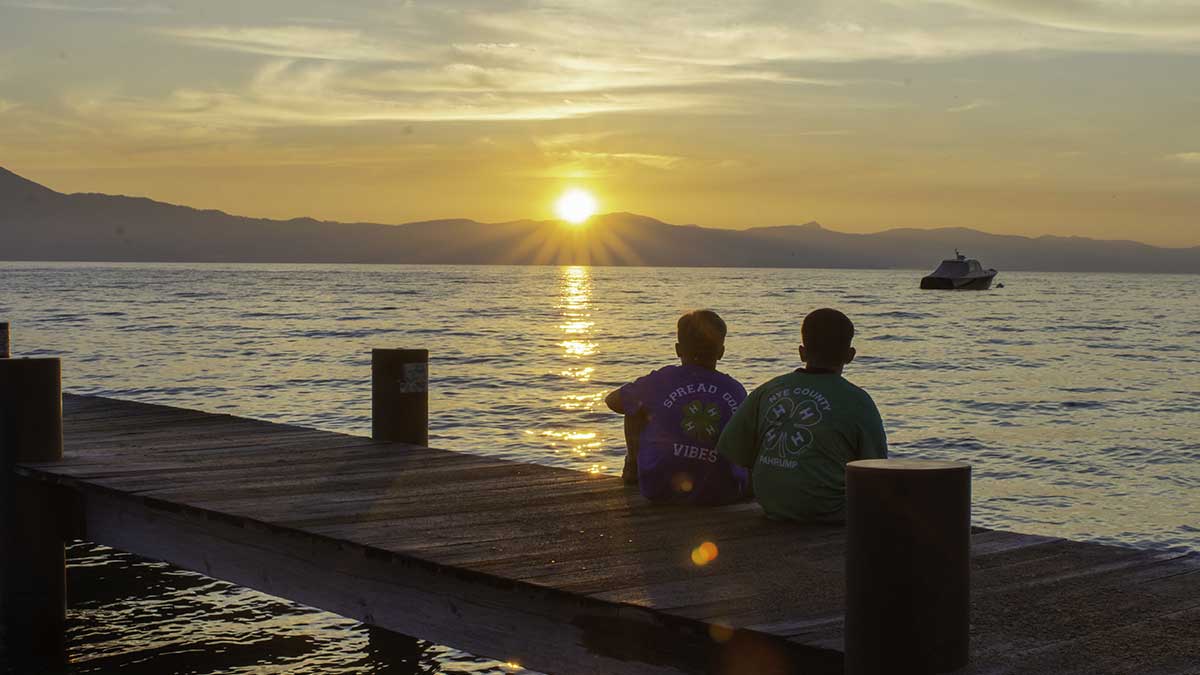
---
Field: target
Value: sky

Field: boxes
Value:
[1,0,1198,246]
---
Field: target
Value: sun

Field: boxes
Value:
[555,188,598,225]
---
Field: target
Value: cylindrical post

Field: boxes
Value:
[1,321,10,358]
[0,357,66,667]
[845,459,971,675]
[371,349,428,445]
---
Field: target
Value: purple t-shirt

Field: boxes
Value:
[619,364,750,505]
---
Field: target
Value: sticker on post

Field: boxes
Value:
[395,362,428,393]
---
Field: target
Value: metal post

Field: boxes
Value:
[371,349,429,445]
[845,459,971,674]
[0,357,66,667]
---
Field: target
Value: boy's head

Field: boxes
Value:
[676,310,726,367]
[799,308,856,371]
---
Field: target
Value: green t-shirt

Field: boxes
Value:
[716,369,888,521]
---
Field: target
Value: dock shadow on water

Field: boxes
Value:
[1,542,533,675]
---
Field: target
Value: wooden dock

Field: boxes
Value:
[9,394,1200,674]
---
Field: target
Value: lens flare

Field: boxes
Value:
[691,541,719,566]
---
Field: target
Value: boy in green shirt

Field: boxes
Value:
[716,308,887,522]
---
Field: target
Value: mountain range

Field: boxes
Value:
[2,167,1196,273]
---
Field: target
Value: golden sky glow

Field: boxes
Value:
[1,1,1198,245]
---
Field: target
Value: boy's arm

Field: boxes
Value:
[857,395,889,460]
[716,388,760,468]
[621,408,647,484]
[607,369,654,414]
[608,376,651,483]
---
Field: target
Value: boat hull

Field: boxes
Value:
[920,272,996,290]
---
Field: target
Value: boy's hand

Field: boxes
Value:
[621,452,638,484]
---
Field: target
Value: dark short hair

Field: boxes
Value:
[678,310,727,357]
[801,308,854,358]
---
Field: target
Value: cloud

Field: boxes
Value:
[61,58,714,133]
[947,99,991,113]
[924,0,1200,38]
[161,25,417,62]
[1168,152,1200,164]
[3,0,170,14]
[555,150,686,171]
[121,1,1200,133]
[464,1,1200,67]
[145,9,878,128]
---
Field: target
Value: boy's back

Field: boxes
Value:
[606,309,750,506]
[716,368,885,519]
[618,363,749,504]
[716,308,888,521]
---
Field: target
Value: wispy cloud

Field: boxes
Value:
[947,99,991,113]
[926,0,1200,38]
[113,1,1200,132]
[464,1,1200,67]
[547,150,686,172]
[1168,152,1200,164]
[792,129,854,136]
[161,25,417,62]
[3,0,170,14]
[61,58,713,133]
[142,11,871,128]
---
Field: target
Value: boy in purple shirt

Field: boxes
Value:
[604,310,751,505]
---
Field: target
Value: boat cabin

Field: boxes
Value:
[930,258,984,278]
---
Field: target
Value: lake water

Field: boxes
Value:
[2,262,1198,674]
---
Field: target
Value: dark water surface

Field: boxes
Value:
[2,262,1198,674]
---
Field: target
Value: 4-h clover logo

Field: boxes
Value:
[680,399,722,443]
[762,396,822,459]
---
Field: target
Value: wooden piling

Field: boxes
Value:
[845,459,971,675]
[371,348,429,445]
[1,321,9,358]
[0,357,66,666]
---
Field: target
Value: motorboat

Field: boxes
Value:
[920,250,997,290]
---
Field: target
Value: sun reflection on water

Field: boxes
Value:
[557,266,598,358]
[558,391,604,411]
[559,366,595,382]
[559,339,599,356]
[559,320,594,334]
[533,266,609,471]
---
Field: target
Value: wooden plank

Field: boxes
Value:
[967,550,1200,661]
[29,438,397,477]
[52,435,435,473]
[25,441,483,492]
[964,604,1200,674]
[62,424,343,450]
[30,441,460,486]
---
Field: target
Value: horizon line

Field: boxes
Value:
[3,259,1199,276]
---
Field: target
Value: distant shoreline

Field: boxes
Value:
[4,167,1198,274]
[2,259,1198,276]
